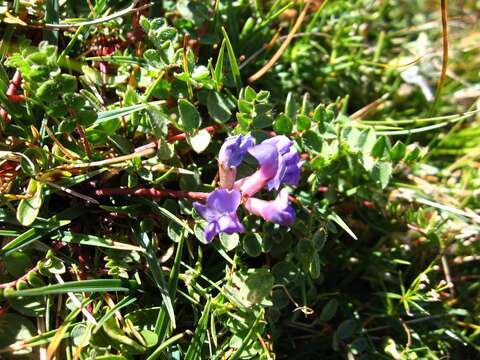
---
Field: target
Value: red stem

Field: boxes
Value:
[8,94,24,103]
[0,265,38,289]
[95,187,209,200]
[167,124,221,142]
[76,123,93,159]
[134,123,236,153]
[1,71,22,123]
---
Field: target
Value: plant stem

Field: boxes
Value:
[95,187,209,200]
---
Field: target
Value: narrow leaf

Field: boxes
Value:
[185,298,211,360]
[5,279,137,297]
[134,226,176,328]
[328,212,358,240]
[221,27,242,89]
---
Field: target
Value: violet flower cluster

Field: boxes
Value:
[193,134,302,241]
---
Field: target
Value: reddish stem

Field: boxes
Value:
[167,124,222,142]
[133,123,232,154]
[7,71,22,96]
[95,187,209,200]
[0,265,38,289]
[0,303,10,317]
[76,123,93,159]
[1,71,22,123]
[8,94,24,103]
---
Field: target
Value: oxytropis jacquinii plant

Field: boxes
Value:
[193,134,302,241]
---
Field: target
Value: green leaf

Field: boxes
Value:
[146,104,168,138]
[390,141,406,162]
[207,91,232,122]
[5,251,31,277]
[51,231,144,252]
[221,27,242,89]
[285,92,297,120]
[371,136,388,157]
[328,212,358,240]
[356,128,376,153]
[184,298,211,360]
[309,252,321,279]
[57,73,77,93]
[214,40,226,88]
[336,319,356,340]
[91,100,165,128]
[224,269,273,308]
[296,115,311,131]
[273,114,293,135]
[178,98,201,133]
[71,323,89,346]
[17,178,43,226]
[102,316,145,352]
[0,313,36,355]
[187,129,212,154]
[219,232,239,252]
[319,299,338,322]
[94,296,137,333]
[313,104,327,123]
[1,205,84,257]
[242,233,262,257]
[342,127,361,150]
[302,130,323,152]
[5,279,137,297]
[372,161,392,189]
[134,224,176,328]
[9,293,47,317]
[177,0,209,25]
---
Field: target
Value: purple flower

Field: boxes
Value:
[239,135,302,196]
[219,134,254,168]
[218,134,254,189]
[193,189,245,241]
[245,188,295,226]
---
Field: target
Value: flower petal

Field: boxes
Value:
[248,143,279,178]
[193,202,217,222]
[218,134,254,168]
[217,214,245,234]
[204,222,219,242]
[244,189,295,226]
[207,189,241,214]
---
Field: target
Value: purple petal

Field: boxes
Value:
[245,188,295,226]
[248,143,279,178]
[217,214,245,234]
[218,134,254,168]
[204,222,219,242]
[264,204,296,226]
[247,136,301,191]
[207,189,241,214]
[193,202,217,222]
[263,136,292,153]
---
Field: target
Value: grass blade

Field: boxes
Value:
[89,100,165,128]
[133,225,176,328]
[94,296,137,332]
[221,27,242,89]
[51,231,145,252]
[0,205,85,257]
[5,279,137,297]
[154,234,185,341]
[214,40,226,90]
[184,298,212,360]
